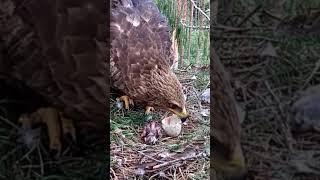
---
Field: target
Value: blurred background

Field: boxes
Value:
[213,0,320,179]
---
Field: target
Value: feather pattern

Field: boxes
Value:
[211,48,241,158]
[111,0,185,110]
[0,0,107,128]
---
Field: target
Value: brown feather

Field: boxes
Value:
[110,0,185,111]
[0,0,107,130]
[211,48,247,177]
[211,48,241,156]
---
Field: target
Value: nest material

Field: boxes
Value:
[214,22,320,179]
[110,68,210,179]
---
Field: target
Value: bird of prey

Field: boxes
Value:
[110,0,188,119]
[0,0,107,155]
[211,48,247,179]
[0,0,186,155]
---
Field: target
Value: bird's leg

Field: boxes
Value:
[116,95,134,109]
[59,112,76,141]
[18,107,76,157]
[31,107,62,156]
[145,106,155,115]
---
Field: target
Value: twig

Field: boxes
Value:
[138,151,165,163]
[264,81,284,117]
[189,0,210,21]
[180,19,209,30]
[236,5,262,27]
[152,153,205,169]
[149,171,171,180]
[0,115,19,130]
[37,146,44,175]
[262,9,283,21]
[179,167,186,180]
[191,87,202,111]
[110,168,118,180]
[212,24,250,32]
[0,146,20,164]
[301,59,320,90]
[18,145,36,162]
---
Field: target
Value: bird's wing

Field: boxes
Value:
[211,47,246,177]
[0,0,107,125]
[110,0,173,94]
[111,0,172,67]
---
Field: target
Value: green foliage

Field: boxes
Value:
[155,0,210,67]
[167,143,182,152]
[195,70,210,90]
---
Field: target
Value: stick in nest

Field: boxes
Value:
[236,5,262,27]
[301,59,320,90]
[138,151,165,163]
[152,153,206,169]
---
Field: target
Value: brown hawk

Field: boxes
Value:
[0,0,107,155]
[110,0,188,119]
[211,48,247,179]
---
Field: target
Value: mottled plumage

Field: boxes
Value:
[211,48,247,179]
[0,0,107,128]
[110,0,187,118]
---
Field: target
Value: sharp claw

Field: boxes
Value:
[18,107,77,157]
[36,107,62,156]
[145,106,155,115]
[129,98,134,106]
[60,113,76,142]
[50,138,62,157]
[117,95,134,110]
[124,100,130,110]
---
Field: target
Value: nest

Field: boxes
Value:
[214,24,320,179]
[110,68,210,179]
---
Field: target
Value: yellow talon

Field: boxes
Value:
[117,95,134,110]
[18,107,77,157]
[59,112,76,141]
[145,106,155,115]
[34,107,62,156]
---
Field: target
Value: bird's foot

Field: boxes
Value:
[145,106,155,115]
[116,95,134,110]
[18,107,76,157]
[59,112,76,141]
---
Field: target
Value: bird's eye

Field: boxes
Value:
[169,103,182,112]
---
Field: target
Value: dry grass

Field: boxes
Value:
[110,68,210,179]
[214,24,320,179]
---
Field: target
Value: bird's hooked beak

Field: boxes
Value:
[168,106,189,122]
[213,142,248,180]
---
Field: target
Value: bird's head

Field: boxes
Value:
[167,99,188,122]
[148,69,188,122]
